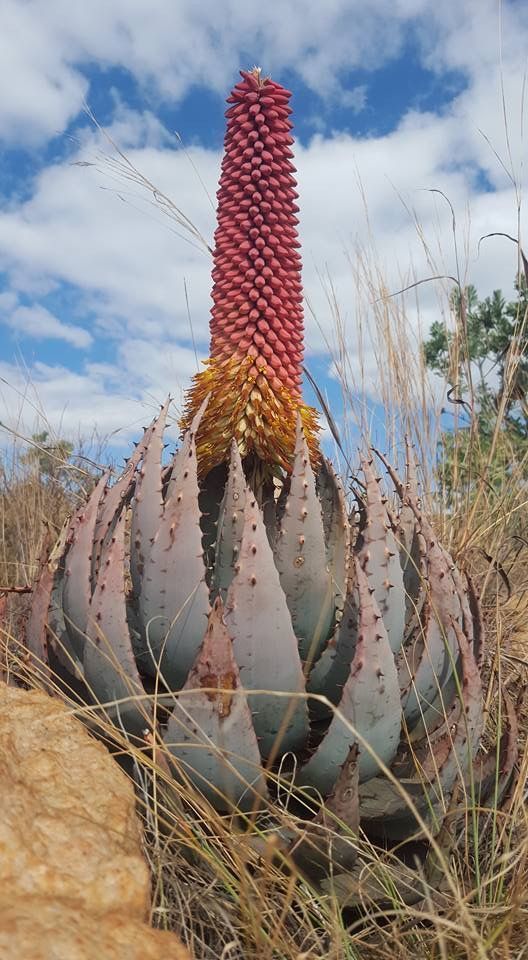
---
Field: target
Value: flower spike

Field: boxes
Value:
[181,68,319,474]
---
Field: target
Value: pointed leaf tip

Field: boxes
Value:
[225,492,309,758]
[136,402,209,688]
[274,416,334,665]
[164,596,267,810]
[300,559,401,794]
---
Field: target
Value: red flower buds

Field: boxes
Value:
[209,68,304,395]
[181,68,319,474]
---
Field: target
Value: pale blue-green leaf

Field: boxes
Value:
[198,463,228,579]
[130,398,170,597]
[358,776,439,841]
[416,619,483,785]
[137,411,209,688]
[92,418,155,579]
[402,528,427,631]
[359,617,483,838]
[358,457,406,655]
[407,558,478,735]
[165,396,209,499]
[273,415,334,664]
[62,472,109,660]
[447,554,477,652]
[225,493,309,759]
[211,440,247,603]
[84,509,150,736]
[48,575,84,686]
[398,438,421,567]
[307,569,358,714]
[299,560,401,795]
[373,445,426,629]
[25,519,73,684]
[31,518,88,696]
[317,457,351,616]
[398,511,461,726]
[164,597,267,811]
[406,652,461,743]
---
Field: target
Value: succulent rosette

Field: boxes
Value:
[26,70,516,868]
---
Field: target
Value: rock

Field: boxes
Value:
[0,683,191,960]
[0,899,190,960]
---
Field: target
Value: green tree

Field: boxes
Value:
[423,275,528,497]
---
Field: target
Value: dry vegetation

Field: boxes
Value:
[1,233,527,960]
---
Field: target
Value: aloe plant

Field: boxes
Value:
[27,69,516,859]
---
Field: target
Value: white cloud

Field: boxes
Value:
[0,338,197,450]
[0,1,88,145]
[1,0,526,158]
[0,291,18,313]
[0,123,219,347]
[338,85,368,114]
[3,303,92,348]
[0,0,485,145]
[0,359,152,449]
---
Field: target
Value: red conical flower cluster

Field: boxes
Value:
[181,68,319,475]
[211,69,304,392]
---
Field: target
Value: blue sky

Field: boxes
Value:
[0,0,527,460]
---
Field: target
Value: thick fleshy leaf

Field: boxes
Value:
[358,774,441,839]
[307,567,358,712]
[40,524,96,703]
[406,651,461,743]
[92,418,156,579]
[408,559,479,733]
[317,457,351,616]
[84,509,150,736]
[403,527,428,630]
[299,560,401,794]
[403,619,482,780]
[211,440,247,603]
[273,415,334,664]
[62,472,109,660]
[46,563,87,689]
[25,521,87,704]
[164,597,267,810]
[359,618,483,839]
[130,399,170,598]
[357,457,406,655]
[225,493,309,759]
[165,396,210,500]
[444,548,475,641]
[290,744,359,877]
[374,446,426,630]
[398,509,461,726]
[25,523,71,683]
[137,408,209,688]
[398,439,421,565]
